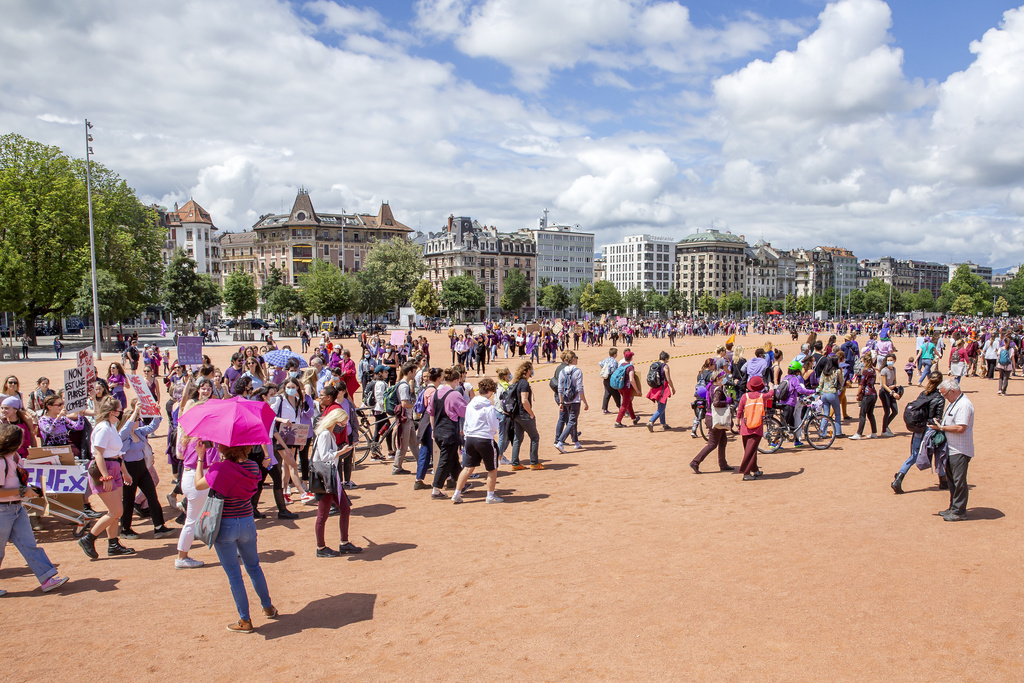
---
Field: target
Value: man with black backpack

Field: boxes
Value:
[369,365,394,462]
[554,350,587,453]
[391,363,417,475]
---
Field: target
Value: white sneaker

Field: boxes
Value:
[451,492,463,504]
[486,495,504,504]
[573,442,583,450]
[300,492,317,505]
[848,434,862,440]
[867,433,877,439]
[175,557,204,570]
[554,442,566,454]
[881,430,894,437]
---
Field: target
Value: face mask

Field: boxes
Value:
[288,371,298,378]
[332,423,346,435]
[887,361,895,367]
[285,387,298,397]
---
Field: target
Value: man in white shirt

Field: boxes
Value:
[934,379,975,521]
[392,363,416,476]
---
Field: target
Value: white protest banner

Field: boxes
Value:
[22,463,90,495]
[389,330,405,346]
[278,423,310,447]
[127,374,162,417]
[77,346,96,394]
[63,366,89,412]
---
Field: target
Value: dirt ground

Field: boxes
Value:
[1,329,1021,681]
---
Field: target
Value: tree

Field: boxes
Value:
[994,295,1009,315]
[950,294,976,316]
[665,287,683,315]
[222,270,258,320]
[442,274,485,319]
[163,249,221,322]
[266,285,303,320]
[301,259,353,320]
[500,270,530,313]
[73,269,142,326]
[0,133,163,341]
[848,290,867,315]
[624,286,645,315]
[936,265,990,313]
[647,291,668,316]
[581,280,622,315]
[697,292,716,315]
[913,288,935,312]
[411,279,440,317]
[542,284,571,314]
[260,265,285,312]
[570,282,590,313]
[359,237,426,310]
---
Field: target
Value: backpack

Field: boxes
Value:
[501,381,522,416]
[384,381,406,416]
[774,380,790,404]
[903,392,932,432]
[549,363,567,393]
[559,367,579,403]
[743,394,766,429]
[600,359,613,379]
[999,348,1010,366]
[646,362,664,388]
[610,364,629,391]
[365,380,378,408]
[413,387,428,417]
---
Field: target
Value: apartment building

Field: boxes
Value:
[603,234,677,295]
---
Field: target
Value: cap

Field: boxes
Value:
[374,364,388,373]
[623,350,634,360]
[747,375,765,392]
[1,395,22,410]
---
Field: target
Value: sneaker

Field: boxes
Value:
[120,529,140,540]
[793,441,804,448]
[573,442,583,450]
[848,434,863,440]
[511,464,526,470]
[153,526,177,539]
[499,456,512,465]
[392,468,411,475]
[107,542,136,557]
[317,546,341,558]
[0,589,6,597]
[300,492,317,505]
[530,463,545,470]
[82,505,103,520]
[554,442,566,454]
[881,429,894,437]
[742,474,757,481]
[344,481,357,489]
[175,512,187,525]
[40,576,69,593]
[227,619,255,634]
[175,557,204,570]
[338,542,362,554]
[413,480,428,490]
[451,492,464,504]
[646,422,654,433]
[263,606,279,618]
[486,495,504,504]
[431,491,447,500]
[867,434,877,439]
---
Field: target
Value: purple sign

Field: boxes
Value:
[176,336,204,366]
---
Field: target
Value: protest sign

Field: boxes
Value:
[64,366,89,412]
[278,423,310,447]
[77,346,96,394]
[390,330,406,346]
[176,336,204,366]
[617,316,627,325]
[552,322,563,334]
[28,446,76,466]
[21,463,90,495]
[525,323,540,333]
[127,374,162,417]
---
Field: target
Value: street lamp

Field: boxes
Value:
[85,120,102,360]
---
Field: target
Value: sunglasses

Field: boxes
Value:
[8,381,17,385]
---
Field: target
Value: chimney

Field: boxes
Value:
[447,215,454,232]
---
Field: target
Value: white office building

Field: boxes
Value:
[524,211,594,291]
[602,234,678,295]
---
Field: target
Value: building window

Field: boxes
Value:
[324,245,330,256]
[186,230,193,240]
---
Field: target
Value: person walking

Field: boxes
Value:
[645,351,675,431]
[508,361,543,470]
[818,356,845,438]
[996,335,1016,396]
[878,353,899,437]
[689,371,734,474]
[736,375,771,480]
[849,352,878,440]
[117,403,174,539]
[554,351,587,453]
[891,371,944,494]
[982,333,999,380]
[613,350,641,427]
[916,335,937,384]
[392,362,416,475]
[194,442,279,633]
[429,367,468,498]
[309,408,360,557]
[414,368,443,490]
[452,378,504,504]
[934,379,975,521]
[599,348,621,414]
[77,396,136,559]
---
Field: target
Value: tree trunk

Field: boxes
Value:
[25,315,37,345]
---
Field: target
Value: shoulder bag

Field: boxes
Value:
[195,493,225,548]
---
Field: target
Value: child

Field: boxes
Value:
[904,357,915,385]
[0,423,70,595]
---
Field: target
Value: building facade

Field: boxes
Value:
[861,257,950,296]
[593,255,606,283]
[947,261,993,285]
[158,199,221,282]
[218,231,259,278]
[421,215,536,320]
[675,229,747,304]
[602,234,677,295]
[523,212,593,292]
[745,239,779,300]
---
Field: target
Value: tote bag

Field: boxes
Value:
[195,494,225,548]
[711,404,732,430]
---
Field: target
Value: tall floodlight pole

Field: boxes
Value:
[888,272,893,320]
[85,120,102,360]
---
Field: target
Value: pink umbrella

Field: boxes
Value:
[177,396,276,447]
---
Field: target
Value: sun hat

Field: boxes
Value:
[747,375,765,392]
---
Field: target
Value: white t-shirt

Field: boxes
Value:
[91,420,123,458]
[942,394,975,458]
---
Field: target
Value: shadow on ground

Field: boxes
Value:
[260,592,377,640]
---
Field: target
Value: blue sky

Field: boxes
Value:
[4,0,1024,267]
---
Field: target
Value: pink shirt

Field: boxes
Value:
[180,439,220,469]
[426,385,468,422]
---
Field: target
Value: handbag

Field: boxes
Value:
[195,494,225,548]
[711,403,731,430]
[309,460,336,495]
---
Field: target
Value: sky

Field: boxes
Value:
[3,0,1024,267]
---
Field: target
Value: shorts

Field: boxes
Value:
[89,458,124,495]
[462,437,498,472]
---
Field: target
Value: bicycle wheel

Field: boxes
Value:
[353,427,375,465]
[758,416,785,454]
[803,412,836,450]
[697,407,708,441]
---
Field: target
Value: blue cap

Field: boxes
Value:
[374,364,388,373]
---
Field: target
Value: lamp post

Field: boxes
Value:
[85,120,102,360]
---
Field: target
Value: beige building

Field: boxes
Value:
[675,229,748,304]
[158,199,221,283]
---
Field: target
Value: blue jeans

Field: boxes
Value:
[649,401,667,426]
[899,432,924,476]
[0,503,58,583]
[497,413,510,455]
[821,393,842,436]
[917,359,933,384]
[213,515,272,621]
[416,424,433,481]
[556,402,581,445]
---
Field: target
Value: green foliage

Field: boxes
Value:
[994,295,1009,315]
[442,274,485,319]
[500,270,530,312]
[580,281,621,314]
[950,294,976,316]
[266,285,303,319]
[665,287,683,315]
[912,288,935,312]
[260,265,285,305]
[360,238,426,310]
[696,292,716,315]
[541,283,571,313]
[222,270,258,319]
[73,269,142,324]
[410,279,440,317]
[162,249,221,320]
[624,286,645,315]
[301,259,353,319]
[936,264,990,313]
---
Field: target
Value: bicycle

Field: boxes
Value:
[353,407,396,465]
[758,394,836,454]
[693,380,740,442]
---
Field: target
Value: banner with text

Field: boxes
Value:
[63,366,89,412]
[22,463,90,495]
[77,346,96,394]
[176,336,204,366]
[127,374,162,417]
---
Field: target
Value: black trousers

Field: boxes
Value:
[602,377,621,411]
[857,395,877,435]
[880,392,897,432]
[946,451,971,515]
[432,439,462,489]
[121,459,164,531]
[297,440,311,480]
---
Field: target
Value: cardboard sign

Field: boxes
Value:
[552,322,563,334]
[278,422,309,447]
[176,336,204,366]
[28,446,76,466]
[63,366,89,412]
[617,316,627,325]
[77,346,96,394]
[525,324,540,333]
[390,330,406,346]
[21,463,90,495]
[127,374,162,417]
